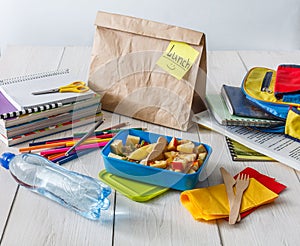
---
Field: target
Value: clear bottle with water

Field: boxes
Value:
[0,152,111,220]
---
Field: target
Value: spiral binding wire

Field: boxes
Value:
[0,102,63,120]
[0,69,69,85]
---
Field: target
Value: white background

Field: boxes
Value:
[0,0,300,51]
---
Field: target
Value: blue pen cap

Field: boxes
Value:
[0,152,16,170]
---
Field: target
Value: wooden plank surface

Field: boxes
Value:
[0,47,300,245]
[0,46,65,242]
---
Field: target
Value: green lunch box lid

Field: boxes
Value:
[98,169,169,202]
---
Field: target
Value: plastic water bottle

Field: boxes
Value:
[0,152,111,220]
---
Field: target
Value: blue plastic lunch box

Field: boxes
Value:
[101,129,212,191]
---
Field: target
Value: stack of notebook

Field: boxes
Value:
[205,84,284,127]
[0,69,102,146]
[192,85,300,169]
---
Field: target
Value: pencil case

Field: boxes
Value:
[241,66,300,140]
[274,64,300,100]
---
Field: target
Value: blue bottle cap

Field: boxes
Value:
[0,152,16,170]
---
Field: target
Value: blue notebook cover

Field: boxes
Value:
[221,84,279,120]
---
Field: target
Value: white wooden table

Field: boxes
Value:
[1,46,300,246]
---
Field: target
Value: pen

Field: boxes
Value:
[65,120,104,156]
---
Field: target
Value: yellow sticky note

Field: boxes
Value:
[156,41,199,80]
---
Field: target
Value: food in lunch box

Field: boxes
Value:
[108,135,208,173]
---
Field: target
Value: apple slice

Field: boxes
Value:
[198,152,207,161]
[195,144,207,154]
[164,151,178,159]
[127,143,155,161]
[178,153,197,162]
[150,160,167,169]
[108,152,126,160]
[177,142,195,153]
[170,157,189,172]
[167,137,178,151]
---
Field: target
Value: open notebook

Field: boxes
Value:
[0,69,94,110]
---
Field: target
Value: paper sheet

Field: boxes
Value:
[193,110,300,170]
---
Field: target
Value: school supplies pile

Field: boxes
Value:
[0,70,101,146]
[195,64,300,169]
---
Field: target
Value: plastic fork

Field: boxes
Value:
[229,173,250,224]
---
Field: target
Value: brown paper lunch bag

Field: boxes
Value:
[88,11,207,131]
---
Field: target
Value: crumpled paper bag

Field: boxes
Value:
[88,11,207,131]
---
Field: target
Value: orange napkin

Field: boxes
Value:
[180,168,286,221]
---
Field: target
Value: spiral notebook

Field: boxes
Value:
[0,69,94,110]
[205,94,283,127]
[225,137,274,161]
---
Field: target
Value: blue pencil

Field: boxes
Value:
[55,148,98,165]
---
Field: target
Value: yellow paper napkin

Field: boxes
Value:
[180,178,278,221]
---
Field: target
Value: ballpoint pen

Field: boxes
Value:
[65,120,104,156]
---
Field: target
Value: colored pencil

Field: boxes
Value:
[73,127,146,137]
[29,133,115,146]
[19,137,111,152]
[29,136,76,146]
[40,141,109,156]
[19,142,69,152]
[47,152,66,161]
[101,122,129,131]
